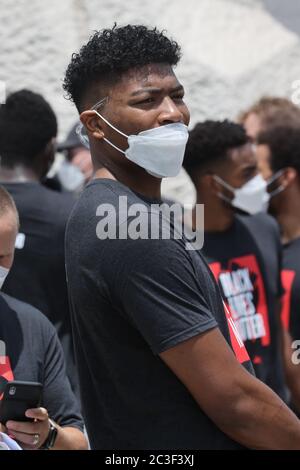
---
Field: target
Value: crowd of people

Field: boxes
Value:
[1,23,300,450]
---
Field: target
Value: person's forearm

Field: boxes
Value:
[285,371,300,413]
[50,426,88,450]
[219,376,300,450]
[282,328,300,413]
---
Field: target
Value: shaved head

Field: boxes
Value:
[0,186,18,222]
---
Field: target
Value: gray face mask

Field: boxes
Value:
[0,265,9,290]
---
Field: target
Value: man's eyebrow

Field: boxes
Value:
[130,85,184,96]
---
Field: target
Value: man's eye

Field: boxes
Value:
[138,98,155,105]
[243,169,257,179]
[172,95,184,101]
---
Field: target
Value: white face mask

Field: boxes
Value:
[77,109,188,178]
[57,160,85,193]
[0,266,9,290]
[214,174,270,215]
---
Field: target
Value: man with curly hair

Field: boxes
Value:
[64,24,300,450]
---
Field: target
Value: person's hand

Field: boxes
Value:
[6,408,50,450]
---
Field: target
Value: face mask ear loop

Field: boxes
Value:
[103,137,126,155]
[216,192,232,205]
[267,169,286,197]
[76,97,108,149]
[267,169,285,185]
[269,185,285,198]
[91,98,129,154]
[93,110,128,139]
[213,174,235,193]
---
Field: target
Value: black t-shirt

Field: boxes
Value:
[0,292,83,431]
[281,237,300,341]
[65,179,254,450]
[202,213,286,400]
[1,182,78,396]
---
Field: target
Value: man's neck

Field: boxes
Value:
[270,188,300,243]
[0,166,39,183]
[194,192,234,232]
[94,166,162,200]
[275,208,300,244]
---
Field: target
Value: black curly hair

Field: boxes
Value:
[258,126,300,174]
[0,89,57,169]
[63,24,181,112]
[183,120,249,177]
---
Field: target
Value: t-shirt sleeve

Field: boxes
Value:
[111,236,218,355]
[41,324,84,431]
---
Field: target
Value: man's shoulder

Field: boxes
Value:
[237,212,280,239]
[68,179,153,231]
[32,186,76,233]
[6,182,75,225]
[39,185,75,213]
[81,179,144,204]
[67,179,199,262]
[0,293,55,336]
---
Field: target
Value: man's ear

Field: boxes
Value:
[80,110,104,141]
[44,137,56,157]
[193,172,222,199]
[39,137,56,173]
[283,167,298,189]
[206,173,221,194]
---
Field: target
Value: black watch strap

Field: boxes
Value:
[40,419,58,450]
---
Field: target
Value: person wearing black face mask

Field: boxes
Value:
[256,126,300,413]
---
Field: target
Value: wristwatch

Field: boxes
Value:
[40,419,58,450]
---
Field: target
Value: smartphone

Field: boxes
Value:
[0,381,43,424]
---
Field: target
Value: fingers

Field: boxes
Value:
[6,420,38,435]
[25,407,48,421]
[0,423,7,433]
[6,430,39,449]
[6,408,49,449]
[6,408,48,432]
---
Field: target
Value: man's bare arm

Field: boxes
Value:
[160,327,300,449]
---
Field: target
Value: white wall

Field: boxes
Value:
[1,0,300,202]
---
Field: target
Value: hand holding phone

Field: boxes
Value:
[0,381,43,424]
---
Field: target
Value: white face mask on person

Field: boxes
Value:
[213,174,270,214]
[85,109,189,178]
[0,266,9,290]
[57,160,85,193]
